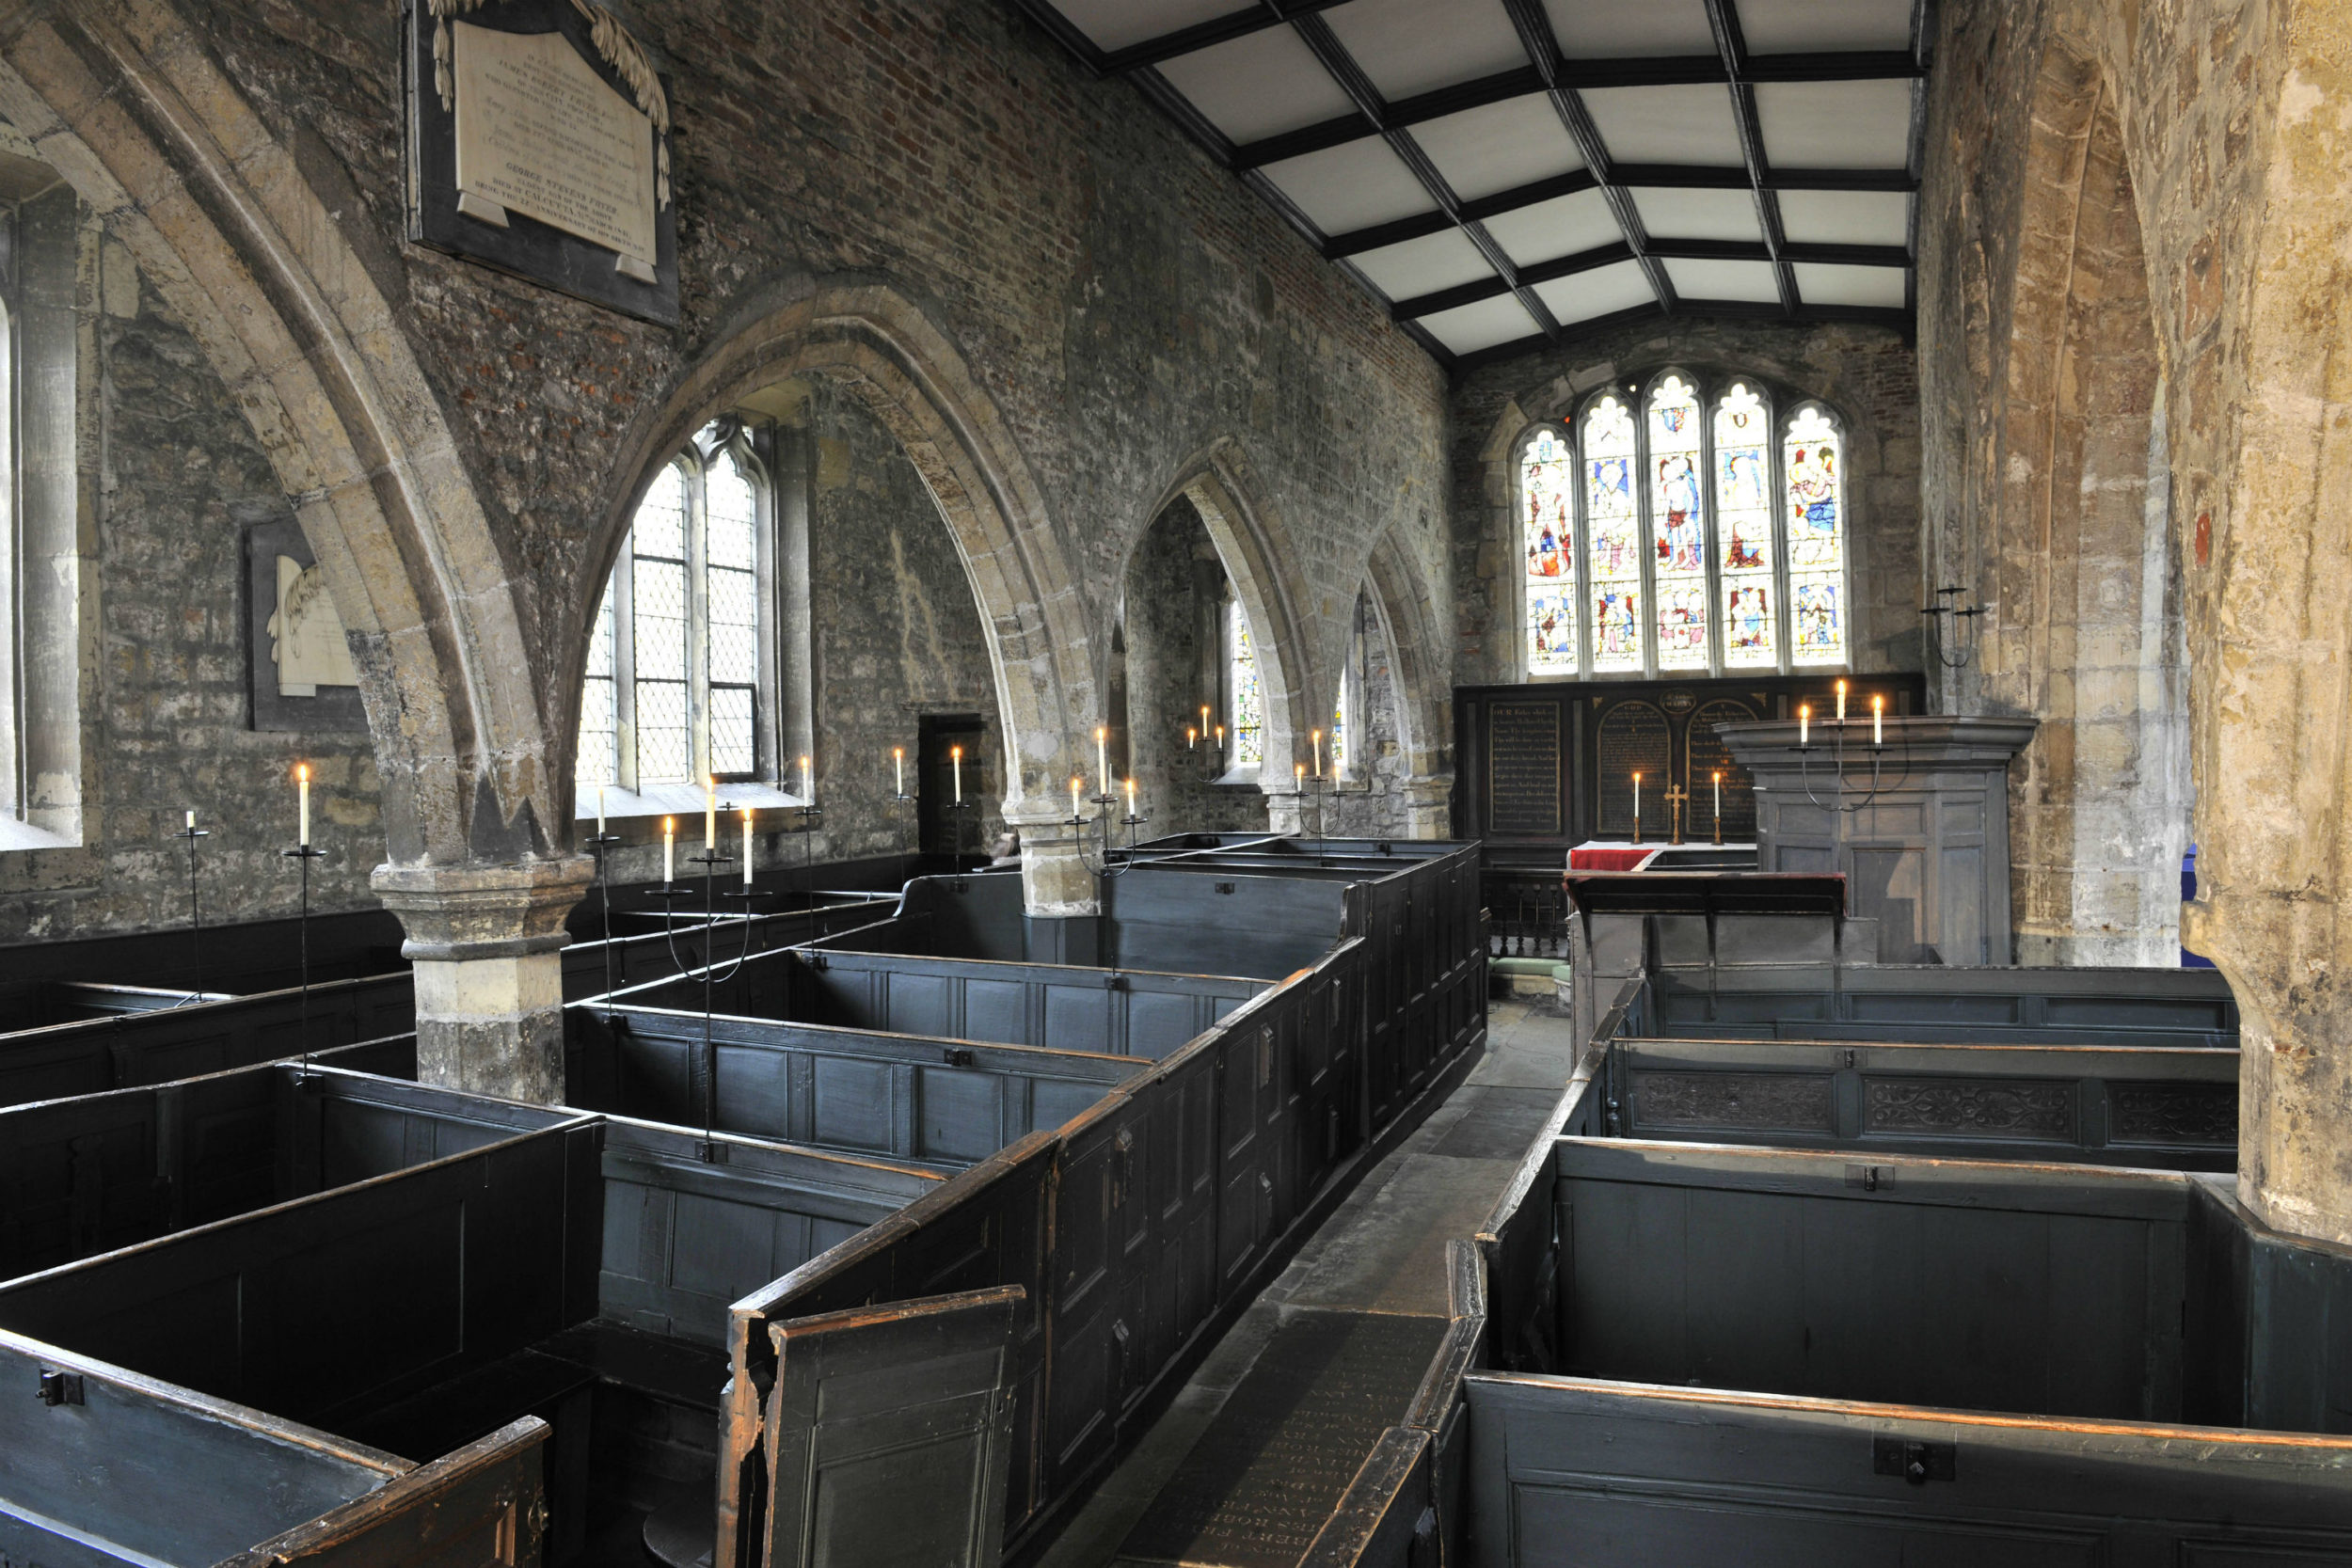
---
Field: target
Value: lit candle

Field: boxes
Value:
[1799,705,1810,747]
[894,746,904,797]
[1200,704,1211,737]
[1836,678,1848,721]
[1295,762,1305,791]
[663,816,675,883]
[1097,725,1110,796]
[1712,769,1721,817]
[596,785,606,837]
[742,807,755,887]
[799,754,813,802]
[952,745,963,803]
[1873,695,1884,747]
[1125,778,1137,818]
[296,763,310,847]
[1070,775,1082,818]
[1215,724,1225,751]
[1312,728,1323,778]
[1187,726,1197,751]
[1632,770,1641,826]
[704,776,716,850]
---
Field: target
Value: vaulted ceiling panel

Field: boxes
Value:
[1542,0,1717,57]
[1532,261,1661,325]
[1260,139,1440,233]
[1010,0,1927,368]
[1581,85,1748,166]
[1322,0,1533,102]
[1754,80,1916,168]
[1349,229,1502,299]
[1413,96,1585,202]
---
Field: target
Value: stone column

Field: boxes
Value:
[1402,776,1453,839]
[373,858,595,1104]
[1008,800,1100,964]
[1264,786,1310,836]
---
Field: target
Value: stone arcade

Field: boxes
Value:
[0,1,2349,1566]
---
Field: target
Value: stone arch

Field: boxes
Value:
[1138,439,1316,785]
[586,279,1092,825]
[1978,35,2181,970]
[0,0,560,879]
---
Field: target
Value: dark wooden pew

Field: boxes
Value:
[0,974,418,1110]
[567,1003,1147,1167]
[590,941,1263,1059]
[557,893,898,1003]
[1603,1036,2238,1169]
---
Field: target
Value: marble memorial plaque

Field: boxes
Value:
[1486,700,1563,837]
[1595,700,1672,838]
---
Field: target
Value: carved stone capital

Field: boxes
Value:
[372,855,595,962]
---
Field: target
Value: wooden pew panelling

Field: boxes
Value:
[0,973,417,1109]
[1551,1141,2193,1422]
[568,1006,1143,1166]
[0,1121,603,1430]
[0,1326,409,1568]
[1608,1037,2238,1169]
[597,1117,942,1345]
[1101,869,1347,979]
[1645,961,2239,1046]
[219,1418,550,1568]
[1460,1373,2352,1567]
[559,897,898,1004]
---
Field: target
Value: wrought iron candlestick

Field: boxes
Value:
[1796,714,1894,815]
[176,818,209,1005]
[280,841,326,1074]
[584,827,623,1012]
[1921,586,1984,670]
[1070,790,1148,881]
[946,798,979,889]
[790,803,824,927]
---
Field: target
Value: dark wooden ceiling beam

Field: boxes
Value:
[1700,0,1797,315]
[1099,0,1359,72]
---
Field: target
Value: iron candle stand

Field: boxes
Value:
[585,830,622,1014]
[176,820,210,1005]
[945,799,978,889]
[790,803,824,929]
[279,842,326,1077]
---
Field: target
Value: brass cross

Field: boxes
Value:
[1662,784,1690,846]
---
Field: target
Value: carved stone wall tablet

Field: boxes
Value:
[2110,1082,2237,1145]
[1631,1070,1835,1132]
[1863,1077,2073,1138]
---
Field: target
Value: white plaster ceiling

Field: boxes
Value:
[1015,0,1925,363]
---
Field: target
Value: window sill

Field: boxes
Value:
[0,816,78,852]
[1211,768,1262,789]
[575,781,810,822]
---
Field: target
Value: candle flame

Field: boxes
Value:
[952,745,962,760]
[295,762,309,783]
[742,806,753,823]
[1873,695,1883,711]
[662,816,675,834]
[1799,704,1810,720]
[1712,769,1722,782]
[893,746,903,760]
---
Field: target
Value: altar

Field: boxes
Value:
[1568,841,1758,872]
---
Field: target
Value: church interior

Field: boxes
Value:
[0,0,2348,1564]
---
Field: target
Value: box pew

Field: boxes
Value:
[1645,959,2239,1047]
[37,981,236,1021]
[566,1003,1146,1167]
[0,973,418,1109]
[0,1050,538,1280]
[1458,1373,2352,1567]
[1604,1037,2237,1170]
[715,928,1465,1565]
[558,895,898,1003]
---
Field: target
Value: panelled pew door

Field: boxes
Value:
[761,1286,1024,1568]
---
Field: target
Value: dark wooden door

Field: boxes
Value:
[761,1286,1023,1568]
[917,715,988,861]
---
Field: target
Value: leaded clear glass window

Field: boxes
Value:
[1230,597,1264,769]
[1516,372,1852,679]
[578,427,773,796]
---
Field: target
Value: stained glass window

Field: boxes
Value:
[1520,372,1850,680]
[1713,382,1776,669]
[1230,598,1263,768]
[578,581,616,787]
[1784,405,1846,665]
[707,449,760,776]
[1584,394,1642,673]
[1646,375,1708,670]
[632,463,691,784]
[1520,427,1578,675]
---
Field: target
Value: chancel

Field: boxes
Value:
[0,1,2348,1566]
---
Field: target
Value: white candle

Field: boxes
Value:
[1214,724,1224,752]
[704,777,716,850]
[1712,770,1722,817]
[663,817,675,883]
[1632,771,1641,824]
[596,785,606,836]
[1312,729,1323,778]
[742,808,754,886]
[1097,726,1110,796]
[802,753,812,801]
[952,745,963,803]
[1873,695,1884,747]
[894,747,904,796]
[296,763,310,847]
[1187,726,1197,751]
[184,809,195,832]
[1836,679,1848,721]
[1295,762,1305,790]
[1200,704,1210,737]
[1070,776,1082,818]
[1799,705,1810,747]
[1125,778,1136,818]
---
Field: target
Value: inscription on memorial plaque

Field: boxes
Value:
[1486,701,1563,837]
[1595,701,1671,837]
[453,23,657,278]
[1685,698,1759,840]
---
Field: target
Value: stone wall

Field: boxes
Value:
[0,207,386,943]
[1450,318,1924,692]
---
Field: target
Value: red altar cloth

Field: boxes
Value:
[1567,845,1661,872]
